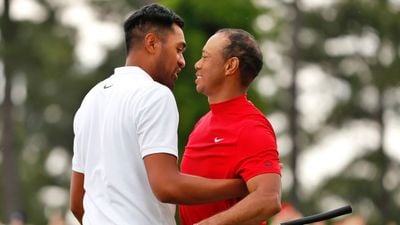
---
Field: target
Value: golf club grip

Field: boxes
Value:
[280,205,352,225]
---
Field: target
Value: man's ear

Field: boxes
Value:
[144,32,160,54]
[225,57,239,76]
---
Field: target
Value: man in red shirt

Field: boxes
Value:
[179,28,282,225]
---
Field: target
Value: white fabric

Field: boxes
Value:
[72,66,178,225]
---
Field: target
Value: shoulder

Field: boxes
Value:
[238,115,276,148]
[77,81,106,109]
[138,83,177,107]
[242,100,274,131]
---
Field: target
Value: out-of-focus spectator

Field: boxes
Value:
[9,211,26,225]
[270,203,369,225]
[333,214,366,225]
[47,212,66,225]
[269,203,324,225]
[270,202,303,225]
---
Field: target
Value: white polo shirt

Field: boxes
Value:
[72,66,178,225]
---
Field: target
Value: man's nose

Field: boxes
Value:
[194,59,200,70]
[178,55,186,69]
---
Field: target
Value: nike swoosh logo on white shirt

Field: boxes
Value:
[104,84,113,89]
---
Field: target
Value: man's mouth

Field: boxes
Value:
[195,74,202,83]
[174,69,181,79]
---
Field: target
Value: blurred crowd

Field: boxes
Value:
[0,211,67,225]
[3,204,399,225]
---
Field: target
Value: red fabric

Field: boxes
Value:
[179,95,280,225]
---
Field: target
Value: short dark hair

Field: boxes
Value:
[216,28,263,87]
[123,4,184,53]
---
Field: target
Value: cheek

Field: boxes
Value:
[205,61,222,75]
[173,52,181,65]
[203,61,214,71]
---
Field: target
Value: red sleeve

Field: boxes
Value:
[234,122,281,182]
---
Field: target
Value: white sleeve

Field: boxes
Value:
[136,87,179,158]
[71,89,94,173]
[72,107,85,173]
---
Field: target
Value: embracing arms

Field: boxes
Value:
[68,154,246,224]
[143,153,248,204]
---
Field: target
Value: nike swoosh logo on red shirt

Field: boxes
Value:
[214,137,224,143]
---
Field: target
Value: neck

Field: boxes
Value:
[208,87,247,104]
[125,51,156,78]
[207,72,249,104]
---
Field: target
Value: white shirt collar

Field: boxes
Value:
[114,66,153,81]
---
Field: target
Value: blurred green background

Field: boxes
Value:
[1,0,399,224]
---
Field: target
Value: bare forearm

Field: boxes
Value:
[144,154,247,204]
[195,174,282,225]
[71,209,83,224]
[70,171,85,224]
[158,172,247,204]
[196,191,281,225]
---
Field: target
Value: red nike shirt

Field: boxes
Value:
[179,95,281,225]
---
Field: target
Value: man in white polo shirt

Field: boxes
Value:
[69,4,247,225]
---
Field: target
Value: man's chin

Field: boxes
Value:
[195,86,203,94]
[154,79,174,90]
[166,82,175,91]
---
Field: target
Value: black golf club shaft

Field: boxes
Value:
[280,205,352,225]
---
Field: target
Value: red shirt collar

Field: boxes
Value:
[209,95,248,114]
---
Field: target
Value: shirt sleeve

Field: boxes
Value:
[136,86,179,158]
[72,106,85,173]
[234,122,281,182]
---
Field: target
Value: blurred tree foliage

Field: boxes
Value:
[296,0,400,224]
[0,0,82,223]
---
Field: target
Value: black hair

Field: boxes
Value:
[216,28,263,87]
[123,3,184,53]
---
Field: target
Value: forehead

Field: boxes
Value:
[167,23,186,46]
[203,33,229,54]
